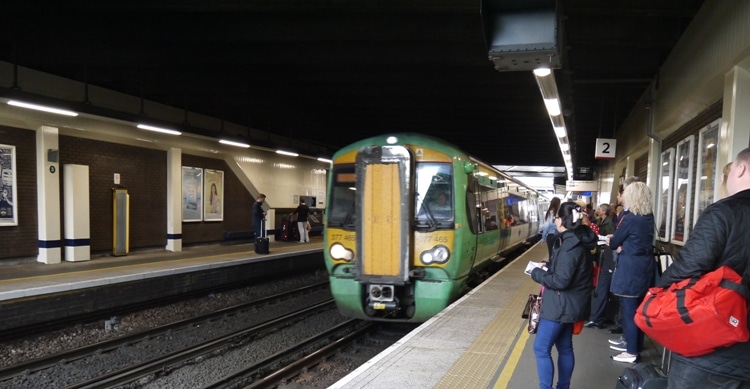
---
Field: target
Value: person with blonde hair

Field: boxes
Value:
[605,181,654,363]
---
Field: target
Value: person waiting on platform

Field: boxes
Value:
[295,199,310,243]
[656,148,750,388]
[529,202,596,389]
[605,181,654,364]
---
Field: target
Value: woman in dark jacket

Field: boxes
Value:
[531,202,597,389]
[606,181,654,363]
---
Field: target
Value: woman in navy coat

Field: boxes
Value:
[606,181,654,363]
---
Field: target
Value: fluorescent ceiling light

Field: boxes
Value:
[559,143,569,151]
[543,98,561,116]
[317,157,332,163]
[219,139,250,148]
[553,126,566,138]
[137,124,181,135]
[7,100,78,116]
[276,150,299,157]
[533,68,551,77]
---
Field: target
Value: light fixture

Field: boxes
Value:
[7,100,78,117]
[219,139,250,148]
[276,150,299,157]
[317,157,333,163]
[543,98,561,116]
[533,67,571,178]
[137,124,181,135]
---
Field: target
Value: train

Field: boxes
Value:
[323,133,548,322]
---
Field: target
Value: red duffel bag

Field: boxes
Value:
[635,265,750,357]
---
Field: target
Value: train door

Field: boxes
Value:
[354,145,414,286]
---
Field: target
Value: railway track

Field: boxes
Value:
[0,283,340,388]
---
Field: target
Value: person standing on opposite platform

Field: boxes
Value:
[530,202,596,389]
[295,199,310,243]
[253,193,267,238]
[657,148,750,389]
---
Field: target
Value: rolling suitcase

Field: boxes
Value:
[255,219,270,254]
[615,362,667,389]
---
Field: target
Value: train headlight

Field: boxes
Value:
[330,243,354,261]
[420,245,450,265]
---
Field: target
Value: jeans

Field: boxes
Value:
[297,221,309,242]
[618,296,644,355]
[668,357,750,389]
[533,318,575,389]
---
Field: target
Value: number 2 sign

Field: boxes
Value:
[595,138,616,159]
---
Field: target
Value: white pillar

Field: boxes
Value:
[63,164,90,261]
[721,65,750,165]
[36,126,61,264]
[266,209,276,242]
[166,148,182,251]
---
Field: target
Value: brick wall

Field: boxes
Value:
[0,126,38,259]
[60,136,168,253]
[0,127,255,260]
[182,154,253,245]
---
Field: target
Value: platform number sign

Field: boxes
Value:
[595,138,616,160]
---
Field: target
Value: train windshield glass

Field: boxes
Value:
[415,163,454,227]
[327,165,357,229]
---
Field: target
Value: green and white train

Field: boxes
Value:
[324,133,547,322]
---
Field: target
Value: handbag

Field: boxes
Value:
[635,265,750,357]
[521,294,537,319]
[526,286,544,334]
[527,295,543,334]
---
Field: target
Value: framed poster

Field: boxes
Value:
[693,119,720,221]
[203,169,224,221]
[182,166,203,222]
[657,148,674,242]
[671,135,694,245]
[0,144,18,226]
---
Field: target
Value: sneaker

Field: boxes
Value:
[608,336,625,345]
[611,352,639,364]
[609,341,627,351]
[584,321,603,329]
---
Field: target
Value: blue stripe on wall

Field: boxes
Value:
[38,240,62,248]
[64,238,91,247]
[167,233,182,240]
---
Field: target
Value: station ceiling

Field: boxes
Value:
[1,1,705,179]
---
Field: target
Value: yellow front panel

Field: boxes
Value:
[362,163,401,276]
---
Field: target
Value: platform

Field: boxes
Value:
[331,242,668,389]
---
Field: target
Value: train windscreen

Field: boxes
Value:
[415,163,454,228]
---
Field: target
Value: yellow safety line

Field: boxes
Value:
[494,325,531,388]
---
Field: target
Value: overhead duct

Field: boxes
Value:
[484,0,560,72]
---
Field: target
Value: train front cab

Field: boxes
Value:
[324,138,543,322]
[326,143,477,322]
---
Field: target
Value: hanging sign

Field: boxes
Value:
[595,138,616,159]
[566,180,598,192]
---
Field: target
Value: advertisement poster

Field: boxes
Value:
[671,136,694,245]
[694,119,720,218]
[657,148,674,242]
[0,144,17,226]
[182,166,203,222]
[203,169,224,221]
